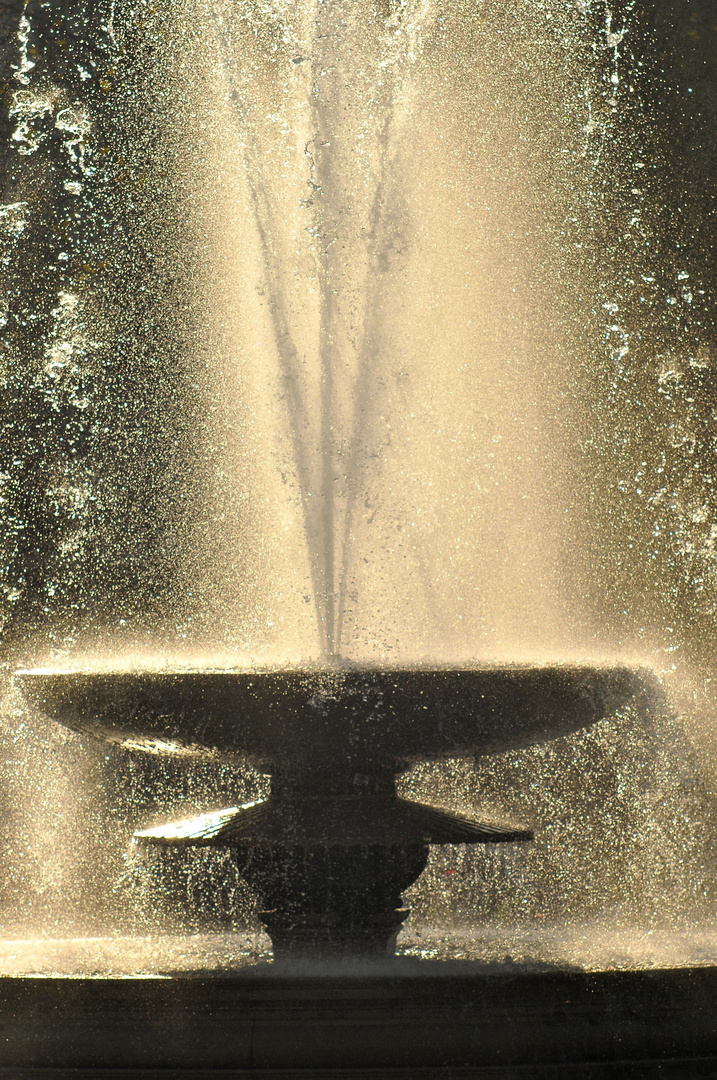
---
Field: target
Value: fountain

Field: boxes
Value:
[16,662,652,958]
[3,0,717,1071]
[3,0,657,961]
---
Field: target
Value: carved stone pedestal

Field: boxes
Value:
[136,765,530,959]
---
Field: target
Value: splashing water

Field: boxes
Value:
[167,0,607,664]
[1,0,717,955]
[2,0,664,667]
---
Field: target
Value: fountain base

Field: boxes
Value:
[18,663,652,962]
[136,771,531,958]
[242,844,428,958]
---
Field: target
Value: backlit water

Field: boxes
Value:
[0,0,716,964]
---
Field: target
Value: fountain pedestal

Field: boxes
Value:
[238,844,428,958]
[136,765,531,958]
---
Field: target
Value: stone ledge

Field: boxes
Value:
[0,966,714,1074]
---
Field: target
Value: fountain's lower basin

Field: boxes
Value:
[0,956,714,1077]
[3,924,717,976]
[2,927,716,1072]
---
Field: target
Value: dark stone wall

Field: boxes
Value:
[576,0,717,668]
[0,968,715,1071]
[0,2,23,165]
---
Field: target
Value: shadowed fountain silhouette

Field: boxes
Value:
[6,0,669,962]
[5,0,708,971]
[17,663,656,958]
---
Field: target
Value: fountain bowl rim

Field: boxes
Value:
[13,661,661,765]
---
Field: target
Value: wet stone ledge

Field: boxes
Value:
[0,965,715,1076]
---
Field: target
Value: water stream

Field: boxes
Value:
[170,0,600,663]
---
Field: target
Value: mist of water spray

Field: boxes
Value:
[2,0,717,955]
[165,0,613,663]
[205,0,437,656]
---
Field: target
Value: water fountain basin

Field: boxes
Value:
[14,662,654,768]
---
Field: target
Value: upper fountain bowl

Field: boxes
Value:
[15,663,659,769]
